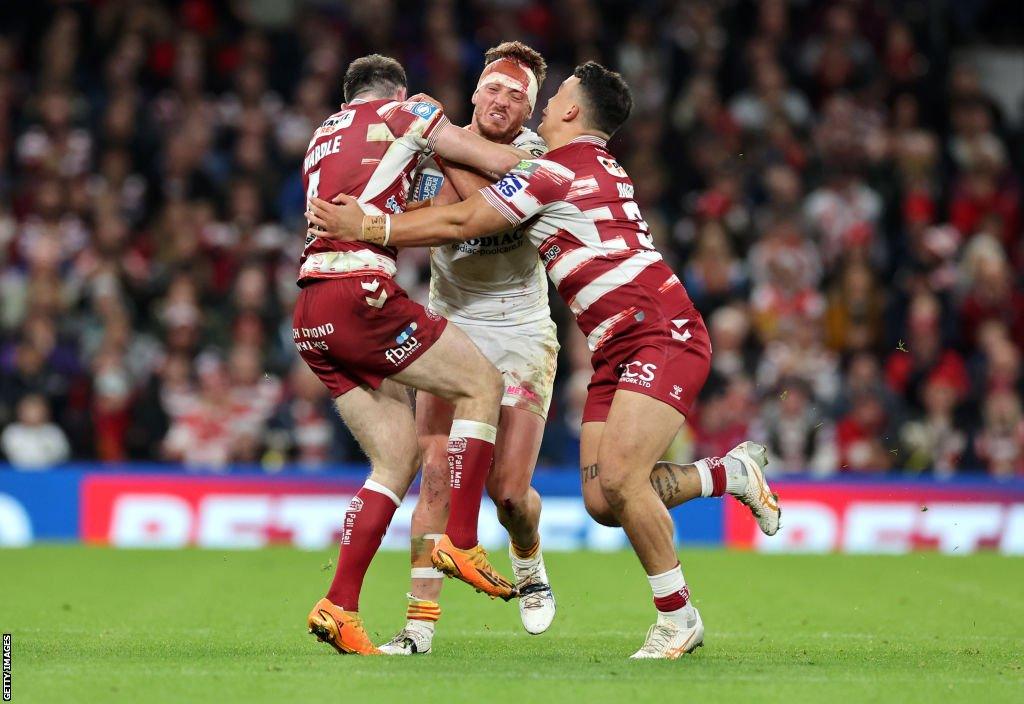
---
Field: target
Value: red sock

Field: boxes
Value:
[444,419,496,549]
[654,585,691,613]
[649,563,690,612]
[325,480,400,611]
[695,457,727,497]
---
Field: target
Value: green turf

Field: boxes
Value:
[1,546,1022,703]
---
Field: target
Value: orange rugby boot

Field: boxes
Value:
[430,534,517,601]
[307,598,380,655]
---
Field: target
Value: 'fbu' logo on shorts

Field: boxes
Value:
[396,322,417,344]
[386,322,422,365]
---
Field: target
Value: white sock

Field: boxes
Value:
[407,618,435,635]
[648,564,695,627]
[411,567,444,579]
[693,459,715,497]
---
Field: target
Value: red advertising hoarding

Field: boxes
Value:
[724,482,1024,554]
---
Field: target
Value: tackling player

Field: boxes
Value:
[296,54,534,656]
[307,62,782,659]
[379,42,557,656]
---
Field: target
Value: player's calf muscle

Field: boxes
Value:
[649,462,702,507]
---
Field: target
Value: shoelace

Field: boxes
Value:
[638,623,677,654]
[384,629,417,651]
[518,581,551,610]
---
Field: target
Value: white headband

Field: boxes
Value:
[476,58,538,110]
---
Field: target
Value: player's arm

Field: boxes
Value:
[306,190,511,247]
[430,123,528,179]
[436,158,497,201]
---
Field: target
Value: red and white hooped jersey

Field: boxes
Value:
[298,98,449,284]
[480,135,700,351]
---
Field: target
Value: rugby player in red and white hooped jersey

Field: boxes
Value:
[308,62,783,659]
[378,42,557,656]
[296,55,538,656]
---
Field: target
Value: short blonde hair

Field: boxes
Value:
[483,41,547,87]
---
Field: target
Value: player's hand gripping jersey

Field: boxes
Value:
[479,135,712,420]
[299,99,449,283]
[412,128,549,326]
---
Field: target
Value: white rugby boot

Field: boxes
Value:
[510,544,556,635]
[630,608,705,660]
[726,441,781,536]
[378,619,434,655]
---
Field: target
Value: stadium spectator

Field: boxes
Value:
[1,394,70,469]
[759,377,836,476]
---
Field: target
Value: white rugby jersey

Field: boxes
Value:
[480,135,700,351]
[412,127,551,325]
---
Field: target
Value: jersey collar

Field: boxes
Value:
[568,135,608,148]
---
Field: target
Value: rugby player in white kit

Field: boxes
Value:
[378,42,557,655]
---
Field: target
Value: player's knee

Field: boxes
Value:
[486,474,527,512]
[597,468,632,513]
[583,492,620,527]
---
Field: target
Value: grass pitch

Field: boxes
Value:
[1,546,1022,703]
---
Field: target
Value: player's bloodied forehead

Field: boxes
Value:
[477,57,538,110]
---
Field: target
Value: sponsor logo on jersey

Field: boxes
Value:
[454,231,525,255]
[511,160,541,176]
[414,173,444,201]
[598,155,628,177]
[541,244,561,264]
[670,385,683,400]
[616,182,635,199]
[385,195,401,214]
[386,322,422,365]
[406,101,439,120]
[314,110,355,138]
[619,360,657,388]
[447,437,468,454]
[496,174,524,197]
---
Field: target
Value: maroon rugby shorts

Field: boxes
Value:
[292,275,448,397]
[582,306,711,423]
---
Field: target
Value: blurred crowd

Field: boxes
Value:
[1,0,1022,477]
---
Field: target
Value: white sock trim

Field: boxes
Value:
[449,419,497,444]
[422,533,443,543]
[363,478,402,507]
[411,567,444,579]
[647,563,686,598]
[693,459,714,498]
